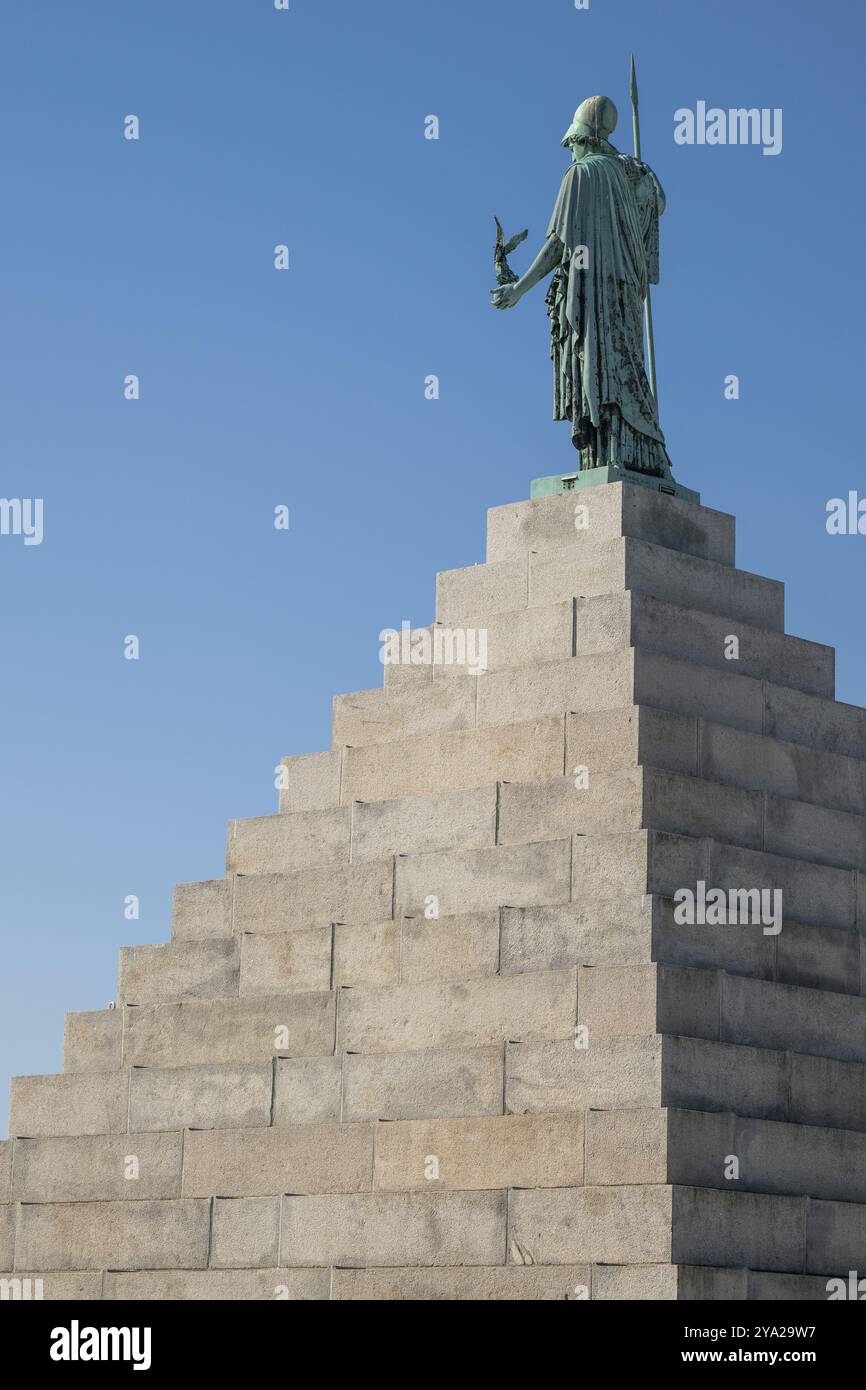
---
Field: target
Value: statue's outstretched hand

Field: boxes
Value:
[490,283,522,310]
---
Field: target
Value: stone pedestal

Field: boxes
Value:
[4,481,864,1300]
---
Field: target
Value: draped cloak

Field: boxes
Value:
[545,150,671,475]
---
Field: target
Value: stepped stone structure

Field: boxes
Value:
[4,481,866,1300]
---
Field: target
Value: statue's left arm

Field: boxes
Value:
[491,234,564,310]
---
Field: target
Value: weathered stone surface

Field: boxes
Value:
[182,1123,373,1198]
[591,1263,681,1300]
[509,1185,673,1264]
[278,749,342,814]
[280,1191,506,1266]
[764,683,866,761]
[428,601,574,670]
[273,1057,342,1126]
[624,591,833,697]
[63,1010,122,1074]
[501,899,652,975]
[394,839,572,918]
[333,681,476,749]
[233,861,392,934]
[118,939,240,1005]
[671,1187,804,1272]
[13,1132,183,1203]
[123,992,335,1067]
[104,1268,329,1300]
[506,1036,662,1114]
[9,1071,129,1138]
[240,928,332,996]
[338,971,577,1054]
[0,1206,13,1270]
[172,880,231,941]
[530,536,783,630]
[228,809,350,876]
[15,1199,211,1271]
[486,485,736,568]
[129,1063,273,1133]
[333,1266,590,1300]
[343,1047,504,1121]
[351,786,496,862]
[697,717,866,816]
[497,771,644,845]
[333,920,399,988]
[805,1199,866,1275]
[0,1144,10,1203]
[660,1037,789,1124]
[572,827,858,932]
[436,557,527,621]
[210,1196,280,1268]
[374,1113,583,1191]
[400,912,500,983]
[342,717,564,803]
[633,648,765,735]
[477,650,634,728]
[0,1271,103,1300]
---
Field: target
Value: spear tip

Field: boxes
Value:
[629,53,638,104]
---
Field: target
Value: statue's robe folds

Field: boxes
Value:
[546,151,671,475]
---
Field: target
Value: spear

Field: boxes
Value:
[630,54,659,406]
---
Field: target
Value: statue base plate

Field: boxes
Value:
[530,465,700,505]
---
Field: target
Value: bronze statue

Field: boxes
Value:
[491,85,672,481]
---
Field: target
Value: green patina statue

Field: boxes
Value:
[491,91,672,481]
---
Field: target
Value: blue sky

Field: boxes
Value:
[2,0,864,1131]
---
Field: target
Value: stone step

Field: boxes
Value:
[9,1071,132,1137]
[25,1018,866,1139]
[573,828,864,933]
[337,715,565,805]
[393,838,573,919]
[118,939,240,1006]
[579,962,866,1064]
[0,1261,837,1301]
[102,1269,328,1299]
[231,858,393,935]
[506,1033,866,1133]
[63,1009,122,1074]
[227,761,866,916]
[119,991,336,1069]
[337,968,577,1056]
[439,535,783,632]
[227,807,350,876]
[287,705,866,818]
[333,645,861,762]
[587,1106,866,1204]
[332,1263,833,1301]
[172,879,232,941]
[372,1112,584,1192]
[12,1199,213,1272]
[12,1133,184,1203]
[568,705,866,818]
[501,896,864,998]
[510,1183,866,1276]
[486,483,736,567]
[499,767,866,873]
[383,591,832,698]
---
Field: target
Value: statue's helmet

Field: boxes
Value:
[561,95,618,147]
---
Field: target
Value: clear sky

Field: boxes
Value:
[2,0,864,1133]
